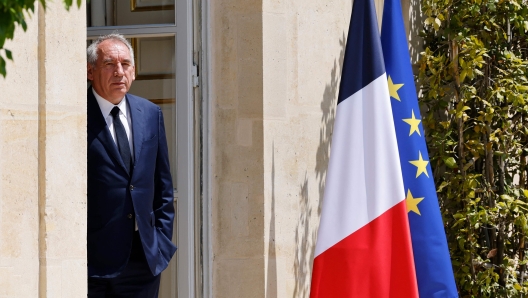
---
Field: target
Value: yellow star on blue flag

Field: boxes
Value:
[387,76,404,101]
[409,151,429,178]
[382,0,457,294]
[406,189,424,215]
[403,110,421,136]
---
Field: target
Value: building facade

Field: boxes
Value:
[0,0,420,296]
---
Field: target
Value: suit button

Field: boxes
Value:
[130,185,134,191]
[127,214,133,219]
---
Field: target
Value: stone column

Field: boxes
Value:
[211,0,266,297]
[211,0,351,296]
[0,2,86,297]
[0,6,40,298]
[37,2,87,297]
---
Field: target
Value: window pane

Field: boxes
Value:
[128,36,177,188]
[87,0,175,27]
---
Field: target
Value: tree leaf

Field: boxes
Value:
[5,49,12,60]
[0,56,6,78]
[444,157,457,168]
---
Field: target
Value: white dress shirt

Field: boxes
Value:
[92,88,134,161]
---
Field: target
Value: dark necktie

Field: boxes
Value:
[110,106,132,173]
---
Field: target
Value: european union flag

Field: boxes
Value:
[381,0,459,296]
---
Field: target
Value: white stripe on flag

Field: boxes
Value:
[314,74,405,257]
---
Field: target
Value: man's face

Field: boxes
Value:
[87,39,136,104]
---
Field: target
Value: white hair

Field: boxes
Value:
[87,32,135,67]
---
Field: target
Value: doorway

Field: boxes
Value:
[87,0,196,296]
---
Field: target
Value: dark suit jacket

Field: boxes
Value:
[87,89,177,278]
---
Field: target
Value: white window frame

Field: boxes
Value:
[199,0,212,297]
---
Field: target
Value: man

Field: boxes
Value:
[86,33,176,297]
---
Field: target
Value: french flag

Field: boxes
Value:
[309,0,419,296]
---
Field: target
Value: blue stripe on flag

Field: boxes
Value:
[337,0,385,104]
[381,0,459,296]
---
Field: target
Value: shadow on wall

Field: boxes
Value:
[405,0,424,66]
[292,32,346,298]
[266,144,277,298]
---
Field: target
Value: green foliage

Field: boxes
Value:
[419,0,528,296]
[0,0,81,77]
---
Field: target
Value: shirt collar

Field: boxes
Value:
[92,88,128,119]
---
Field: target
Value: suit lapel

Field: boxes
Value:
[87,89,129,175]
[127,94,145,168]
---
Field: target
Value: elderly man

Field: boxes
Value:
[86,33,176,297]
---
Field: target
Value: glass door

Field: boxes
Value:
[87,0,195,296]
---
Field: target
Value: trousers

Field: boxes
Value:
[88,231,161,298]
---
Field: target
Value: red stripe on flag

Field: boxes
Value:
[310,201,418,297]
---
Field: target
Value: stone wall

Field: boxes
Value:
[210,0,421,296]
[261,1,351,296]
[210,0,266,296]
[0,0,420,296]
[211,0,351,297]
[0,2,86,297]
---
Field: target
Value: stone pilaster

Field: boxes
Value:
[0,2,87,297]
